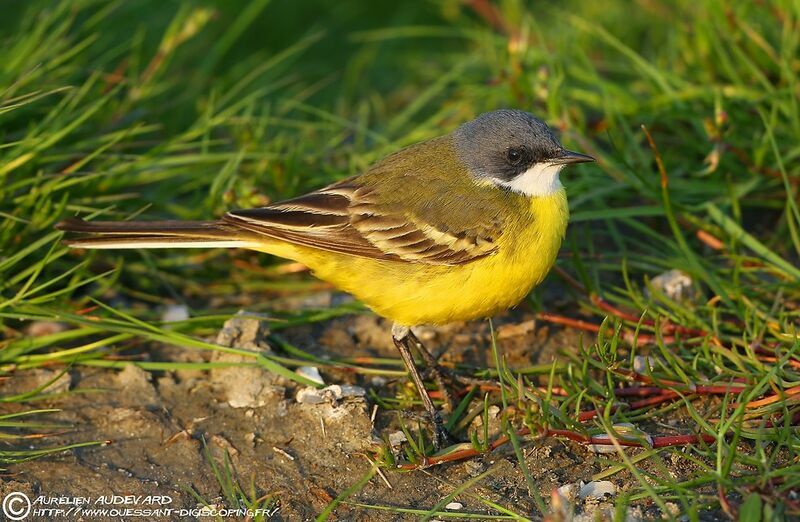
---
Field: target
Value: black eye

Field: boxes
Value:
[506,147,524,166]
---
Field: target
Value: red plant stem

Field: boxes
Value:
[612,386,668,397]
[553,266,704,338]
[535,312,671,346]
[652,434,716,448]
[744,385,800,409]
[753,343,800,369]
[764,411,800,428]
[625,331,673,345]
[535,312,602,333]
[592,294,709,337]
[540,387,570,397]
[578,391,680,421]
[755,354,800,370]
[428,378,747,405]
[617,369,689,388]
[718,484,736,519]
[428,385,570,401]
[577,409,605,422]
[589,294,642,323]
[617,369,748,392]
[428,378,748,417]
[695,384,747,394]
[544,270,710,343]
[396,426,719,469]
[75,305,99,315]
[628,391,681,409]
[696,229,725,250]
[575,382,751,422]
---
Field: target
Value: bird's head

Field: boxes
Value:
[452,109,594,197]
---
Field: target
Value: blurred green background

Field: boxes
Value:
[3,0,797,299]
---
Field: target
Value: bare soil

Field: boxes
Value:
[2,292,712,521]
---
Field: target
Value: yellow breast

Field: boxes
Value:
[256,189,569,326]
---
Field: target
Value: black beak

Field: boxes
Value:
[551,150,595,165]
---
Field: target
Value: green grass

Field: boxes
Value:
[0,0,798,519]
[186,439,279,522]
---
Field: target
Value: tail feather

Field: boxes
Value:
[56,218,257,249]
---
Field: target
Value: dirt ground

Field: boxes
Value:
[2,291,716,521]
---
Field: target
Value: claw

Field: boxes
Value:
[430,410,456,451]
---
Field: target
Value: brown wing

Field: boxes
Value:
[223,177,502,266]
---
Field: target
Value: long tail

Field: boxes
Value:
[56,218,258,250]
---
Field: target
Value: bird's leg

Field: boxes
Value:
[404,329,455,412]
[391,324,455,450]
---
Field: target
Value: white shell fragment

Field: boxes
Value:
[587,423,653,454]
[578,481,617,500]
[556,483,578,502]
[296,366,325,385]
[295,384,366,405]
[647,269,695,302]
[445,502,463,510]
[588,441,621,454]
[161,304,189,322]
[215,311,271,350]
[296,387,326,404]
[327,384,366,399]
[388,431,408,447]
[633,355,664,374]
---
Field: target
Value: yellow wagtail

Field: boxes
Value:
[57,109,594,448]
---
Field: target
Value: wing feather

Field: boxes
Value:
[224,174,502,266]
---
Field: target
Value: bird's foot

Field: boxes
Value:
[392,325,458,451]
[405,330,456,412]
[429,409,457,451]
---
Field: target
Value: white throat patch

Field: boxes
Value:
[495,163,564,197]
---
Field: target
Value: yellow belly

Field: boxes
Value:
[255,190,568,326]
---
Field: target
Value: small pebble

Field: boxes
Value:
[496,319,536,339]
[211,434,238,456]
[161,304,189,323]
[370,376,388,387]
[633,355,662,374]
[445,502,463,510]
[578,480,616,500]
[557,483,577,502]
[295,384,366,405]
[463,460,485,477]
[664,501,680,518]
[587,423,653,454]
[215,311,270,349]
[26,321,68,337]
[326,384,366,399]
[272,446,294,461]
[388,431,407,447]
[296,387,326,404]
[413,326,437,341]
[647,269,696,302]
[296,366,325,385]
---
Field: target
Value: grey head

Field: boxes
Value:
[452,109,593,197]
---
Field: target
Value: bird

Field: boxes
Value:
[57,109,594,450]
